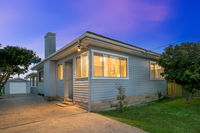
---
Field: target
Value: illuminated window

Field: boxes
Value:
[93,52,128,78]
[76,52,88,78]
[150,61,164,79]
[94,53,103,77]
[57,64,63,80]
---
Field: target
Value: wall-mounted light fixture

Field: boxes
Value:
[77,45,81,52]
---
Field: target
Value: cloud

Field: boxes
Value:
[71,0,172,33]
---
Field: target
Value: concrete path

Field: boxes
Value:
[0,94,147,133]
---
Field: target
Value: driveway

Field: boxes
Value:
[0,94,147,133]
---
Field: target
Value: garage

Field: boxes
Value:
[4,78,30,94]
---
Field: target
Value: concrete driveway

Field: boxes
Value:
[0,94,147,133]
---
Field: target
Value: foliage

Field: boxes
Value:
[99,98,200,133]
[158,42,200,103]
[0,46,41,94]
[116,85,127,112]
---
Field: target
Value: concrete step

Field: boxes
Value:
[64,98,73,102]
[56,103,68,107]
[62,101,74,105]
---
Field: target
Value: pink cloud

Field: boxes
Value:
[73,0,172,33]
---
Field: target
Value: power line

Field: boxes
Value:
[152,35,200,50]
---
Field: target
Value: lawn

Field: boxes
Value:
[99,98,200,133]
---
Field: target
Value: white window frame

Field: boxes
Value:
[75,51,89,78]
[150,61,165,80]
[91,50,129,80]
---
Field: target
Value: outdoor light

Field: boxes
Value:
[77,45,81,52]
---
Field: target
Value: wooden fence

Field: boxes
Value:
[167,81,200,97]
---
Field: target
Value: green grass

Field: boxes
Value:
[99,98,200,133]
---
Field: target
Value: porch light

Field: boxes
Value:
[77,45,81,52]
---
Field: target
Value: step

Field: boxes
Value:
[64,98,73,102]
[56,103,68,107]
[62,101,74,105]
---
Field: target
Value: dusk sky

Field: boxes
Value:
[1,0,200,59]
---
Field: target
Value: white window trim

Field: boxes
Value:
[91,49,129,80]
[149,61,165,80]
[74,51,89,79]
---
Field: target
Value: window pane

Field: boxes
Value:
[155,64,164,79]
[108,56,120,77]
[39,71,44,82]
[57,64,63,80]
[121,58,127,77]
[94,53,103,77]
[103,55,109,77]
[76,56,81,77]
[150,63,155,79]
[81,53,88,77]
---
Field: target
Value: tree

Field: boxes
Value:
[0,46,41,95]
[158,42,200,103]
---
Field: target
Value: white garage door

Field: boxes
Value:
[10,82,27,94]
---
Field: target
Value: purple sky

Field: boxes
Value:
[1,0,200,59]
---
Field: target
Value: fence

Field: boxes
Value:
[167,81,200,97]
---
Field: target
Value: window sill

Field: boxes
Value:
[91,77,129,80]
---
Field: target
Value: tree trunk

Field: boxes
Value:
[0,72,10,95]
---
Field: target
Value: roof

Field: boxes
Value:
[25,72,37,79]
[32,31,160,70]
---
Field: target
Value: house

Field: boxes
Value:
[31,31,166,111]
[4,78,30,95]
[25,72,39,94]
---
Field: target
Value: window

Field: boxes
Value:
[31,76,36,87]
[150,61,164,79]
[93,52,128,78]
[94,53,103,77]
[57,64,63,80]
[39,71,44,82]
[76,52,88,78]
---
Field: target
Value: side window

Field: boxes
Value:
[75,52,89,78]
[57,64,63,80]
[150,61,164,79]
[39,71,44,82]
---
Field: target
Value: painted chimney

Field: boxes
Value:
[44,32,56,58]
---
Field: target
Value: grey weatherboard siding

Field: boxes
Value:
[89,47,166,101]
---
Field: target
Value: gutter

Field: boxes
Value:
[32,31,161,70]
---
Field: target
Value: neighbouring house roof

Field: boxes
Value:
[7,78,29,82]
[32,31,160,70]
[25,72,37,79]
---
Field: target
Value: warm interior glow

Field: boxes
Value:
[76,52,88,78]
[93,52,127,78]
[57,64,63,80]
[121,58,127,77]
[94,54,103,77]
[77,45,81,52]
[150,62,164,79]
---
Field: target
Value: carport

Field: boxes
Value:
[4,78,30,94]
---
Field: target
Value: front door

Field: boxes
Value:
[66,61,73,99]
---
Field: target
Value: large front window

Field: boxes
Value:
[76,52,88,78]
[93,52,128,78]
[150,61,164,79]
